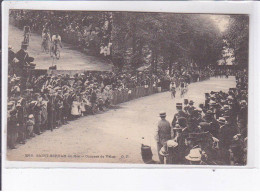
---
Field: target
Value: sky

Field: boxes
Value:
[209,15,230,33]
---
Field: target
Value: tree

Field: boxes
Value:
[110,12,129,70]
[110,12,224,72]
[225,15,249,68]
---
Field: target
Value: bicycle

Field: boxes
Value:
[171,88,176,98]
[23,33,30,44]
[180,87,185,98]
[50,44,60,60]
[41,39,49,53]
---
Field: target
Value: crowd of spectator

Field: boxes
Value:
[7,53,217,150]
[152,70,248,165]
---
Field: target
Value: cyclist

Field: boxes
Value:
[170,82,176,98]
[23,25,31,44]
[41,29,51,52]
[42,24,49,36]
[51,33,62,57]
[180,81,185,97]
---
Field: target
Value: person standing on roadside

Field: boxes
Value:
[155,111,172,164]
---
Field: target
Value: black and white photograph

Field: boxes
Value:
[6,9,249,166]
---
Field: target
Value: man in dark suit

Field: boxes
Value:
[155,111,172,164]
[8,45,16,64]
[172,103,188,127]
[15,42,34,89]
[15,42,30,67]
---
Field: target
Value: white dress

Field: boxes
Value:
[80,102,86,112]
[71,101,80,116]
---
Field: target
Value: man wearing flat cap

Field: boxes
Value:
[155,111,171,164]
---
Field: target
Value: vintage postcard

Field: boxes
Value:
[4,6,249,166]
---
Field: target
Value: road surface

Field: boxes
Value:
[7,76,236,163]
[8,24,113,71]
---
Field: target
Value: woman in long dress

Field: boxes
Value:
[71,96,81,119]
[80,95,86,116]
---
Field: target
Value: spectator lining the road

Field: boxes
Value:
[7,44,244,153]
[155,70,248,165]
[10,10,113,58]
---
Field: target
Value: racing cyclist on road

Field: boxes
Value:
[51,33,62,57]
[23,25,31,44]
[41,29,51,52]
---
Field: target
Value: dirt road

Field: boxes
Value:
[7,76,236,163]
[8,24,112,71]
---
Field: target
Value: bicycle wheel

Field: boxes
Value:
[44,42,49,53]
[56,49,60,60]
[50,46,54,58]
[25,35,29,44]
[41,42,44,52]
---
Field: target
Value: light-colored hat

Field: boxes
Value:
[167,140,178,148]
[210,94,216,98]
[227,95,233,100]
[16,102,22,107]
[212,137,219,143]
[172,124,182,130]
[240,100,247,106]
[28,114,34,119]
[217,117,227,125]
[31,100,38,105]
[233,134,241,141]
[185,148,202,162]
[195,107,203,112]
[209,100,217,106]
[159,111,166,117]
[206,110,214,115]
[223,105,230,110]
[159,146,169,157]
[8,101,14,106]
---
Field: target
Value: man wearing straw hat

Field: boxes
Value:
[185,147,207,165]
[155,111,171,164]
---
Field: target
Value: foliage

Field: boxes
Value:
[224,15,249,68]
[111,12,224,72]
